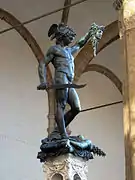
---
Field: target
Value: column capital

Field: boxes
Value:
[116,0,135,38]
[122,0,135,30]
[113,0,123,10]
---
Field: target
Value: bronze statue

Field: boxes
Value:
[37,23,106,162]
[37,23,104,139]
[37,135,106,162]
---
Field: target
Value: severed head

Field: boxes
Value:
[88,23,105,56]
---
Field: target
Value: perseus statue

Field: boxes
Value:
[37,23,104,139]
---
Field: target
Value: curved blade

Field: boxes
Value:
[48,83,86,90]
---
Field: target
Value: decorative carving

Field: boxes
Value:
[52,173,63,180]
[113,0,123,10]
[116,0,135,38]
[74,174,81,180]
[43,154,88,180]
[123,0,135,30]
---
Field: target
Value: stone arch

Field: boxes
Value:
[0,8,54,133]
[0,8,52,81]
[84,64,122,94]
[52,173,63,180]
[73,173,81,180]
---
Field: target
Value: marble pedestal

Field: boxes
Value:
[43,154,88,180]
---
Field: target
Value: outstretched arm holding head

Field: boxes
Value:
[71,33,90,54]
[70,31,92,55]
[71,23,105,56]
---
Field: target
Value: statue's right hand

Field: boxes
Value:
[37,83,48,90]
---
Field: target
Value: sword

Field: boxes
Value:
[37,83,86,90]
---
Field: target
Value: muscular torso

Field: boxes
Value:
[47,45,75,82]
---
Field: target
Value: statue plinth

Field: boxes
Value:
[37,135,106,163]
[37,135,106,180]
[43,154,88,180]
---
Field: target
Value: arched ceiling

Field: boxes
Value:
[0,8,52,82]
[84,64,122,94]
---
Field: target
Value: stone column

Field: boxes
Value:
[115,0,135,179]
[43,154,88,180]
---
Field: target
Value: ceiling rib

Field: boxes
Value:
[61,0,72,24]
[0,0,88,35]
[0,8,52,82]
[84,64,122,94]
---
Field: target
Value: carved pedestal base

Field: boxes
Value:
[43,154,88,180]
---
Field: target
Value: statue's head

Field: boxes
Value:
[48,23,76,46]
[88,23,105,56]
[89,23,105,40]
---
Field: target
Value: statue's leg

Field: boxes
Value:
[64,88,81,127]
[55,88,69,138]
[54,72,69,139]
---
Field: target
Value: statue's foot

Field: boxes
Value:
[49,127,69,140]
[48,127,61,140]
[61,133,69,140]
[49,133,61,140]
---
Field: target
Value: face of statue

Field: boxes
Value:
[95,28,104,40]
[62,34,75,46]
[51,23,76,46]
